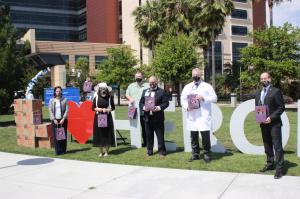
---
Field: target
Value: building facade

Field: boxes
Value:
[121,0,266,77]
[3,0,120,43]
[3,0,266,77]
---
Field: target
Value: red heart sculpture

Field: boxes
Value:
[67,101,95,144]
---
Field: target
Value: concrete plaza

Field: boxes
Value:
[0,152,300,199]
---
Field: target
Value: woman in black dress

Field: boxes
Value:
[92,83,115,157]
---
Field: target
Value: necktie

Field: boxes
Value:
[262,88,267,104]
[195,82,199,88]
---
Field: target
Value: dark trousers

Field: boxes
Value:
[261,124,284,173]
[51,119,68,155]
[140,115,147,146]
[144,116,166,155]
[191,131,211,158]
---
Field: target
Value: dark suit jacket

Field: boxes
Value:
[139,87,169,122]
[255,86,285,126]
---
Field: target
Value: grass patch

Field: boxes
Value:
[0,105,299,175]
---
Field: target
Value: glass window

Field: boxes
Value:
[95,56,107,69]
[61,55,69,65]
[232,0,247,3]
[232,42,248,63]
[5,0,85,11]
[11,11,78,27]
[35,29,78,41]
[75,55,89,65]
[78,29,87,41]
[232,25,248,36]
[231,9,247,20]
[204,41,223,80]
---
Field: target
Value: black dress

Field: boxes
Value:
[92,95,115,147]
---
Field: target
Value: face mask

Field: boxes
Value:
[136,78,142,83]
[100,89,107,97]
[261,80,270,87]
[192,76,200,82]
[150,83,157,90]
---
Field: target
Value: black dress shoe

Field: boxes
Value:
[188,157,200,162]
[259,165,274,172]
[274,172,283,179]
[203,154,211,163]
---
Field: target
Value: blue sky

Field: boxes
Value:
[270,0,300,27]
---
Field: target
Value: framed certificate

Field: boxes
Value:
[145,96,155,110]
[187,94,200,109]
[255,105,268,123]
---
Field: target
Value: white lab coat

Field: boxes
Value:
[180,81,217,131]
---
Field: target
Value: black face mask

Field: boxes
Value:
[100,89,107,97]
[261,80,270,87]
[136,78,142,83]
[192,76,200,82]
[150,83,157,90]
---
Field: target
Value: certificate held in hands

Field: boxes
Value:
[187,94,200,109]
[128,105,137,119]
[98,114,108,127]
[145,96,155,110]
[255,105,268,123]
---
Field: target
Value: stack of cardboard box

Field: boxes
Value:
[14,99,53,149]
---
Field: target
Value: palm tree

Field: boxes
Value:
[192,0,234,88]
[254,0,292,26]
[132,0,165,53]
[133,0,234,88]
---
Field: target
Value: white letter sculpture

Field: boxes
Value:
[230,99,290,155]
[182,103,226,153]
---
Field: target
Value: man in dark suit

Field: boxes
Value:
[255,72,285,179]
[140,76,169,157]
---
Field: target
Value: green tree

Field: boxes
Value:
[74,57,89,96]
[132,0,165,51]
[133,0,234,89]
[240,23,300,97]
[0,4,29,113]
[133,0,234,49]
[152,34,199,84]
[96,46,138,105]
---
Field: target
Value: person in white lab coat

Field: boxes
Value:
[180,68,217,163]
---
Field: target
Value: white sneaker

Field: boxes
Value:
[104,153,108,157]
[98,153,103,157]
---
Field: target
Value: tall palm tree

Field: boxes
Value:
[193,0,234,88]
[254,0,292,26]
[133,0,234,88]
[132,0,165,52]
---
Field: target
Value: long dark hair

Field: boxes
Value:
[53,86,62,97]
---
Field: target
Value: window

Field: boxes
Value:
[78,29,87,41]
[75,55,89,65]
[232,0,247,3]
[204,41,223,80]
[7,0,85,11]
[61,55,69,65]
[231,9,247,20]
[95,56,107,69]
[35,29,78,42]
[232,25,248,36]
[232,42,248,63]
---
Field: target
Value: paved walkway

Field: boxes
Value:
[1,152,300,199]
